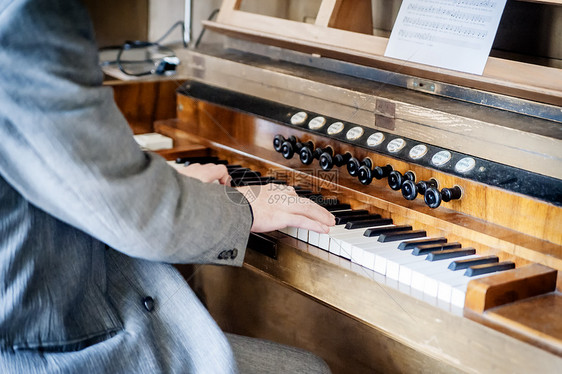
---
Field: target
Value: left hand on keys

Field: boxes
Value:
[177,163,231,185]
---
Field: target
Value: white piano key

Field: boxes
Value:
[340,234,389,259]
[359,250,376,271]
[350,241,402,274]
[286,227,298,238]
[318,233,331,250]
[308,230,320,246]
[398,254,460,288]
[451,284,468,308]
[438,272,487,304]
[318,225,349,251]
[386,238,430,279]
[421,255,481,295]
[379,237,433,279]
[297,228,308,242]
[424,268,470,298]
[328,228,369,256]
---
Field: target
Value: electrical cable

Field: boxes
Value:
[194,9,220,48]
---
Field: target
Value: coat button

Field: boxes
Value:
[143,296,155,312]
[230,249,238,259]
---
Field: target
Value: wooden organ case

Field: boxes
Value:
[158,0,562,372]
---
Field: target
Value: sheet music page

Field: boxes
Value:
[384,0,507,75]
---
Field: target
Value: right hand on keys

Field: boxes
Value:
[236,184,335,234]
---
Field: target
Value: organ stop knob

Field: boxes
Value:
[373,164,393,180]
[424,185,462,208]
[388,170,415,191]
[301,146,332,165]
[358,164,393,185]
[402,178,438,200]
[282,139,312,160]
[320,152,352,171]
[347,157,372,177]
[273,134,296,153]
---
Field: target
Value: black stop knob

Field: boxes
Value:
[299,146,314,165]
[358,165,373,185]
[284,140,311,160]
[402,178,437,200]
[416,179,438,195]
[388,171,415,191]
[313,146,332,160]
[274,134,296,153]
[442,186,463,202]
[334,152,352,167]
[401,179,417,200]
[424,186,442,208]
[347,157,372,177]
[281,141,296,159]
[299,143,325,165]
[373,164,393,180]
[319,152,333,171]
[321,152,352,171]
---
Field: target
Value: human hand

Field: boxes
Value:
[236,184,335,234]
[177,163,231,185]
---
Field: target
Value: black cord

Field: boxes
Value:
[155,20,187,47]
[195,9,220,48]
[116,41,177,77]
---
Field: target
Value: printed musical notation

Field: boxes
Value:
[384,0,507,75]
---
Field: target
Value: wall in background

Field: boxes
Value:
[83,0,149,48]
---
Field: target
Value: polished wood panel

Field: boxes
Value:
[183,264,464,374]
[111,80,183,134]
[465,264,557,313]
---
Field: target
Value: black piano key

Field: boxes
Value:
[332,210,369,218]
[336,214,382,225]
[227,167,250,174]
[448,255,499,270]
[299,192,319,198]
[345,218,393,230]
[176,156,219,164]
[464,261,515,277]
[426,247,476,261]
[186,158,228,165]
[412,242,462,256]
[231,178,270,187]
[239,180,272,186]
[229,169,261,177]
[325,203,352,212]
[364,225,412,237]
[231,176,273,183]
[378,230,427,243]
[315,198,340,207]
[398,237,447,250]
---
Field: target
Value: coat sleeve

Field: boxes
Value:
[0,0,252,265]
